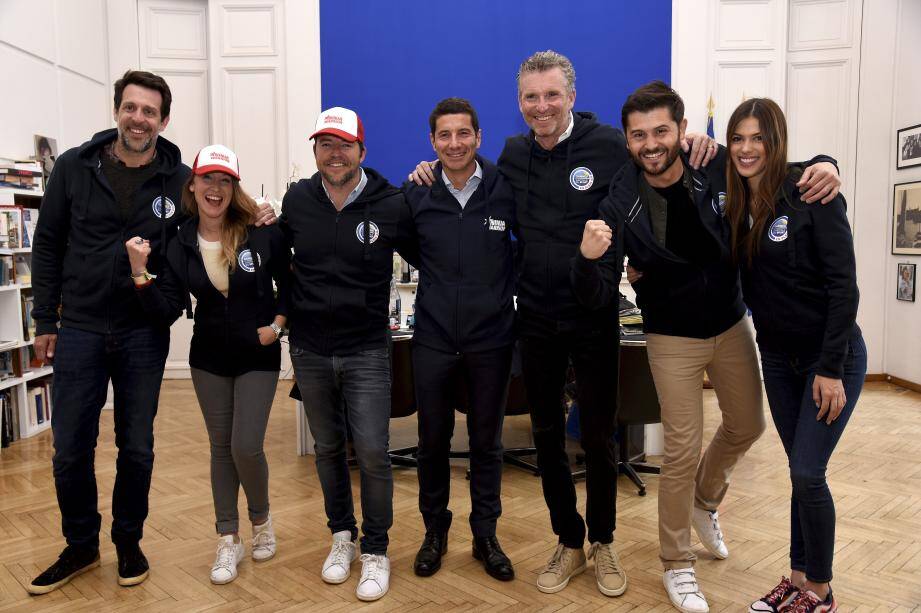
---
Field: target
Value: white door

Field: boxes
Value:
[137,0,211,168]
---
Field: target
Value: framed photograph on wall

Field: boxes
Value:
[892,181,921,255]
[897,124,921,169]
[897,263,916,302]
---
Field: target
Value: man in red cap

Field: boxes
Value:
[280,106,417,602]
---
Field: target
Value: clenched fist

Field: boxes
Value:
[580,219,612,260]
[125,236,151,276]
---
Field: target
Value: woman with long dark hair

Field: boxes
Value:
[724,98,865,613]
[127,144,290,585]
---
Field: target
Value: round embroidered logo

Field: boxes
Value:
[569,167,594,191]
[355,221,380,244]
[151,196,176,219]
[712,192,726,216]
[769,216,789,242]
[238,249,256,272]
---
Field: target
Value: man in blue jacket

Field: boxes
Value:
[403,98,517,582]
[27,71,188,595]
[281,107,417,602]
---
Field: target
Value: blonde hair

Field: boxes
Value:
[517,50,576,94]
[181,175,258,271]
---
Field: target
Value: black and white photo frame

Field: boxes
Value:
[897,263,916,302]
[897,124,921,170]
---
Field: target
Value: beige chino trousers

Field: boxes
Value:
[645,317,765,570]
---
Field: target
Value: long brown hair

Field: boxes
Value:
[725,97,789,265]
[181,174,259,272]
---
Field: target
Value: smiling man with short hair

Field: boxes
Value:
[403,97,517,582]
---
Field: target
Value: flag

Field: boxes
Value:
[706,94,715,139]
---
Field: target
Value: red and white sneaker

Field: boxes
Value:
[784,589,837,613]
[749,577,800,612]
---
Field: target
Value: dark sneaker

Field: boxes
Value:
[749,577,800,612]
[116,543,150,587]
[785,589,837,613]
[27,545,100,595]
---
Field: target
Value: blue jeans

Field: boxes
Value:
[290,343,392,554]
[759,327,867,583]
[51,325,170,549]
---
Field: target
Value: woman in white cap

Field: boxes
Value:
[127,144,291,584]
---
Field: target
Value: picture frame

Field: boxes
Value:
[897,124,921,170]
[897,263,916,302]
[892,180,921,255]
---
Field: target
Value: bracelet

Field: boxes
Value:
[131,269,155,282]
[269,322,283,338]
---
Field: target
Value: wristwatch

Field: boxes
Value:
[269,322,283,338]
[131,269,156,283]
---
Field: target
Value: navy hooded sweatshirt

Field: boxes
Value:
[402,155,516,353]
[280,167,417,356]
[135,219,291,376]
[497,111,628,333]
[31,128,190,336]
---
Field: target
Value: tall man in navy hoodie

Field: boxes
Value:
[572,81,841,613]
[27,71,189,594]
[280,107,416,602]
[403,98,517,582]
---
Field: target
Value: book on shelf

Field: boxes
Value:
[0,254,13,284]
[1,390,19,446]
[0,206,23,249]
[21,294,35,341]
[14,255,30,284]
[20,208,38,248]
[26,379,52,427]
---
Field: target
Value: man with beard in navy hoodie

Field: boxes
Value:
[403,98,517,583]
[280,107,417,602]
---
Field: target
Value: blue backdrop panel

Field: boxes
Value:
[319,0,671,184]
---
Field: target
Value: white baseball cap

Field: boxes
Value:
[309,106,365,143]
[192,144,240,179]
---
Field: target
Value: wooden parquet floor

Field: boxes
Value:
[1,381,919,612]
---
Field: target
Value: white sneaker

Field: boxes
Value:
[664,568,709,613]
[252,515,276,561]
[691,508,729,559]
[321,530,357,584]
[210,535,244,584]
[356,553,390,601]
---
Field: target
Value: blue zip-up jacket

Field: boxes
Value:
[135,219,291,376]
[31,129,190,336]
[402,155,516,353]
[741,169,859,378]
[280,167,418,356]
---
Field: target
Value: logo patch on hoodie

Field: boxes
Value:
[569,167,594,191]
[485,217,506,232]
[355,221,380,244]
[238,249,260,273]
[769,216,789,242]
[712,192,726,216]
[152,196,176,219]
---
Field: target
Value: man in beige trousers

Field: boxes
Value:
[571,80,842,613]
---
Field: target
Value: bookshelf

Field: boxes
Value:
[0,186,52,452]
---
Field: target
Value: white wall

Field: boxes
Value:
[0,0,111,159]
[878,0,921,383]
[672,0,919,381]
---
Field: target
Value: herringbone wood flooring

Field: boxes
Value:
[0,381,919,611]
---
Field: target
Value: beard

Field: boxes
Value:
[636,140,681,176]
[119,128,154,154]
[320,165,358,188]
